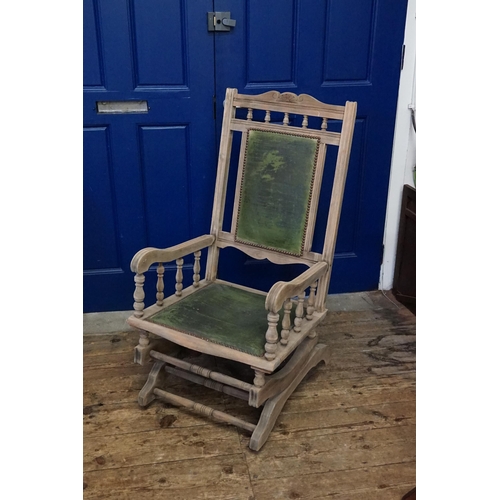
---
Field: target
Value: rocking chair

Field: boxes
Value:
[127,88,357,451]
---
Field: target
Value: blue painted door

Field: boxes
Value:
[84,0,408,312]
[213,0,408,294]
[83,0,216,311]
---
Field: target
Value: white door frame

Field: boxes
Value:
[379,0,416,291]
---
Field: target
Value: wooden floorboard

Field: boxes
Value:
[83,291,416,499]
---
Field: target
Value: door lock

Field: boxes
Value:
[207,12,236,32]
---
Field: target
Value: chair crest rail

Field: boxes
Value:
[233,91,346,120]
[230,119,341,145]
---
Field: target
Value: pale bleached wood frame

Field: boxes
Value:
[126,88,357,450]
[128,88,357,369]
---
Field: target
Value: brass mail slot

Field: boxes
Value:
[97,100,148,114]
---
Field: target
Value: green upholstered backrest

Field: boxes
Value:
[235,129,320,256]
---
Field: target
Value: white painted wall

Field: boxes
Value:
[379,0,416,290]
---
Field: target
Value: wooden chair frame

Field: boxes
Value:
[127,88,357,450]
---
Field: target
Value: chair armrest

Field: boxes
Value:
[130,235,215,274]
[265,261,329,313]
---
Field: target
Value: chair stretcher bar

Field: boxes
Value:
[150,350,254,392]
[153,388,256,433]
[163,365,249,401]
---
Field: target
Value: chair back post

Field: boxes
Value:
[205,88,237,281]
[315,100,357,311]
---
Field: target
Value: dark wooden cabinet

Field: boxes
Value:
[393,184,416,314]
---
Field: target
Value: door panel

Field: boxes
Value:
[131,0,186,87]
[83,0,103,87]
[246,0,297,86]
[213,0,408,293]
[323,0,374,82]
[83,0,216,312]
[83,126,120,271]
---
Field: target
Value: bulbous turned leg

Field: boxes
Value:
[265,312,280,360]
[253,369,266,388]
[134,331,153,365]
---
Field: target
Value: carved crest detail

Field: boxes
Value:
[278,92,300,102]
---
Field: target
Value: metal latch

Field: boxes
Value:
[207,12,236,32]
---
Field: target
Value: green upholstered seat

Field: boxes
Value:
[146,283,293,357]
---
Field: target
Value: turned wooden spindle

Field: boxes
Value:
[193,250,201,287]
[175,258,183,297]
[156,263,164,306]
[321,117,328,131]
[280,298,293,345]
[265,311,280,360]
[134,330,151,365]
[150,350,254,392]
[302,115,308,128]
[253,369,266,388]
[293,291,306,332]
[265,109,271,123]
[153,388,256,433]
[133,273,145,317]
[139,331,150,348]
[283,112,290,126]
[306,281,317,320]
[163,366,248,401]
[247,108,253,120]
